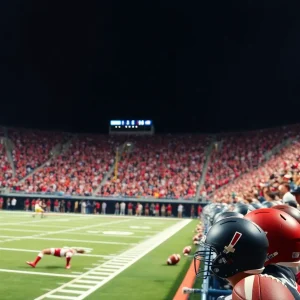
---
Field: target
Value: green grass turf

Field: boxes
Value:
[0,211,198,300]
[85,220,198,300]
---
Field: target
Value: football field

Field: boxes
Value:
[0,211,197,300]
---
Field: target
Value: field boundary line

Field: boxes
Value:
[34,219,192,300]
[173,257,200,300]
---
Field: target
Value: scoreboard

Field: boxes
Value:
[109,120,154,135]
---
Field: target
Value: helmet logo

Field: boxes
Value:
[224,231,242,254]
[266,251,278,261]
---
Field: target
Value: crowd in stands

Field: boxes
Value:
[14,135,125,195]
[99,135,210,199]
[0,133,14,188]
[9,128,66,180]
[204,125,300,195]
[0,124,299,200]
[213,138,300,205]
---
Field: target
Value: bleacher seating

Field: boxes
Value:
[213,138,300,202]
[9,128,65,180]
[1,124,299,199]
[14,135,124,195]
[204,125,300,195]
[99,135,210,199]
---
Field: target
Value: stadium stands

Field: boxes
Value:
[0,124,299,200]
[213,138,300,202]
[9,128,65,180]
[13,135,125,195]
[98,135,211,199]
[204,125,300,195]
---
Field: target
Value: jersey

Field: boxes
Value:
[263,265,300,300]
[50,248,69,257]
[217,265,300,300]
[35,202,44,213]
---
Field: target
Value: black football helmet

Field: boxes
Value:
[233,204,254,215]
[262,201,275,208]
[284,199,298,208]
[213,211,244,224]
[194,217,269,279]
[251,202,263,209]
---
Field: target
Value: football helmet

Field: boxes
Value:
[262,201,276,208]
[233,204,254,215]
[213,211,244,224]
[194,217,268,279]
[245,208,300,267]
[273,205,300,224]
[284,199,298,208]
[251,202,263,209]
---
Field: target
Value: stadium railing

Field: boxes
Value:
[189,214,232,300]
[0,191,209,218]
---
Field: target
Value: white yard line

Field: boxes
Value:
[34,219,192,300]
[0,236,136,245]
[0,219,131,244]
[0,210,180,221]
[0,228,155,238]
[0,247,115,259]
[0,269,78,278]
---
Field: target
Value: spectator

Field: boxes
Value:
[138,203,143,216]
[95,201,101,214]
[74,201,79,213]
[150,203,155,216]
[128,202,133,215]
[0,197,3,210]
[167,203,172,217]
[11,198,17,210]
[54,199,59,213]
[102,202,107,214]
[46,199,51,212]
[161,204,166,217]
[31,199,35,211]
[145,203,149,216]
[81,201,86,214]
[191,205,195,218]
[115,202,120,215]
[6,198,10,210]
[279,183,296,203]
[197,205,202,218]
[24,198,30,211]
[155,203,160,217]
[178,203,183,218]
[120,201,126,215]
[67,200,71,213]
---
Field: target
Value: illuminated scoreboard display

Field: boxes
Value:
[109,120,154,134]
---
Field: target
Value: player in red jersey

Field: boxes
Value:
[26,248,85,269]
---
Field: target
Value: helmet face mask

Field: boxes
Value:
[194,217,269,279]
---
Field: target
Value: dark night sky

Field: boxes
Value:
[1,0,300,133]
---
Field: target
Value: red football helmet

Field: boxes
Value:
[245,208,300,267]
[272,205,300,224]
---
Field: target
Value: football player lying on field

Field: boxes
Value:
[26,248,85,269]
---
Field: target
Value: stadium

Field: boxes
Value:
[0,121,300,299]
[2,1,300,299]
